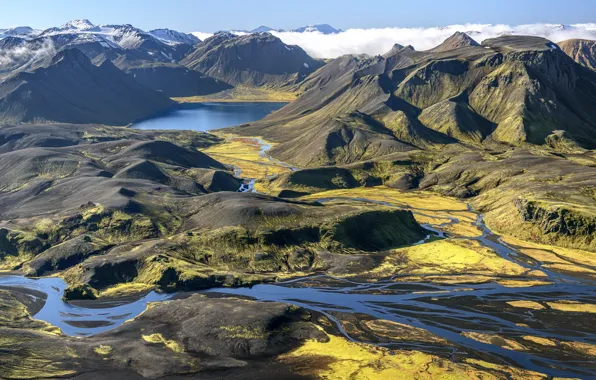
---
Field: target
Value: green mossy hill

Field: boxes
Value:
[57,192,426,297]
[0,124,244,277]
[229,35,596,167]
[419,148,596,251]
[0,124,428,297]
[261,155,424,194]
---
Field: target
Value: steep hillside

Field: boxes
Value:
[559,38,596,70]
[119,61,232,97]
[229,35,596,167]
[0,49,174,125]
[181,32,324,87]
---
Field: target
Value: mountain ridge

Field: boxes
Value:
[228,34,596,167]
[0,48,175,125]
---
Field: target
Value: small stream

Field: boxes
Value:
[1,127,595,377]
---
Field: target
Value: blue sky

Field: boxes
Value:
[1,0,595,32]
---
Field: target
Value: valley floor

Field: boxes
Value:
[173,86,298,103]
[0,131,594,379]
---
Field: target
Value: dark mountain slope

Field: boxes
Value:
[229,35,596,166]
[0,49,174,125]
[120,61,232,97]
[0,25,226,98]
[181,32,324,87]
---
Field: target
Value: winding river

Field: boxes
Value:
[1,104,595,378]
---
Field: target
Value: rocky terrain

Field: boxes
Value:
[181,32,324,88]
[0,25,595,379]
[231,34,596,166]
[559,38,596,70]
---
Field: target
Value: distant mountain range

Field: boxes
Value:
[228,24,342,35]
[2,18,596,134]
[0,19,330,123]
[0,48,174,125]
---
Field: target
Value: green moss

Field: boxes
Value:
[63,284,98,301]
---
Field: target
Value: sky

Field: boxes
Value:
[1,0,596,32]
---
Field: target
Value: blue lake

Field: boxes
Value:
[132,102,287,131]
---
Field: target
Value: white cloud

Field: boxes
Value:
[190,31,216,41]
[193,23,596,59]
[0,39,56,68]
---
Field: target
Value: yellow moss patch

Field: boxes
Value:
[501,235,596,270]
[546,301,596,313]
[522,336,557,347]
[202,135,291,179]
[94,345,113,356]
[173,86,297,103]
[464,359,546,380]
[462,332,527,351]
[413,214,452,225]
[142,333,184,353]
[362,319,446,344]
[497,279,551,287]
[560,341,596,357]
[82,204,105,221]
[281,328,540,379]
[441,221,483,238]
[98,283,155,298]
[300,187,486,237]
[507,300,545,310]
[302,187,470,212]
[220,325,269,339]
[367,239,527,278]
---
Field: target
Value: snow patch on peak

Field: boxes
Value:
[60,19,95,31]
[290,24,341,34]
[149,28,200,45]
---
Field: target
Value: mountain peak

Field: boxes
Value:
[50,48,93,68]
[290,24,341,34]
[430,32,479,52]
[383,43,405,58]
[149,28,200,46]
[60,19,95,31]
[251,25,283,33]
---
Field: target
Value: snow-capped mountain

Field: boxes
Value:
[290,24,341,34]
[250,26,284,33]
[149,28,201,46]
[60,19,96,31]
[24,20,196,64]
[0,26,40,40]
[39,19,98,36]
[36,20,195,52]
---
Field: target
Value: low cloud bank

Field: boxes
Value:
[0,39,56,68]
[192,23,596,59]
